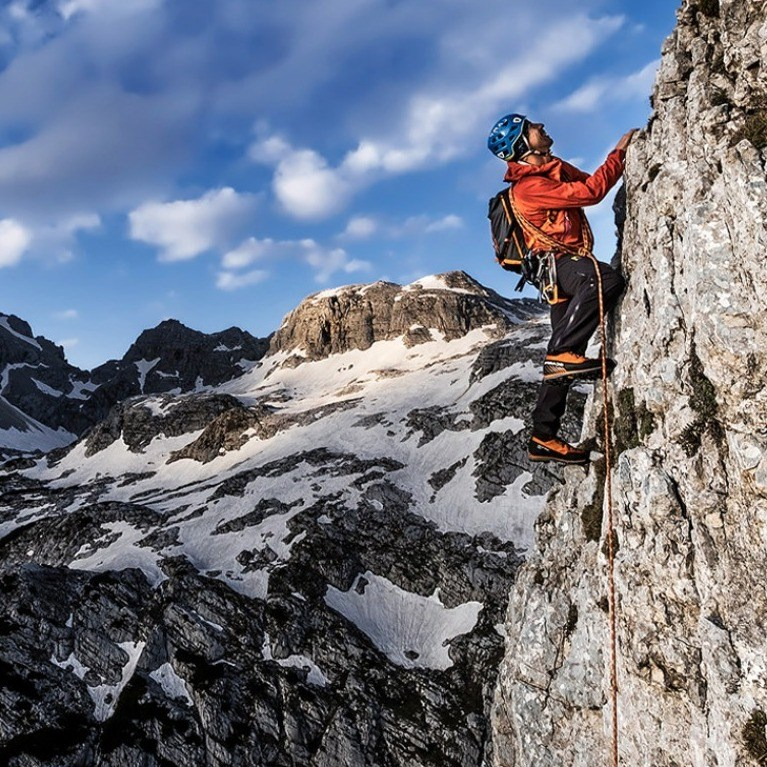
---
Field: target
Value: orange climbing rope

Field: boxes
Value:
[587,246,620,767]
[511,196,621,767]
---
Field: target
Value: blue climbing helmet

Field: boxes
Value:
[487,113,529,161]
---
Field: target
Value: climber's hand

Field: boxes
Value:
[615,129,639,152]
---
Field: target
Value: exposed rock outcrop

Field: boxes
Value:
[492,1,767,765]
[0,313,93,446]
[90,320,270,404]
[0,317,270,457]
[269,271,541,363]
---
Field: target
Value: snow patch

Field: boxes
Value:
[67,378,99,400]
[324,571,482,671]
[262,633,329,687]
[150,662,193,705]
[404,275,475,294]
[0,317,42,350]
[135,358,160,394]
[50,652,90,680]
[70,521,167,587]
[89,641,146,722]
[32,379,63,398]
[1,362,33,392]
[139,397,181,417]
[0,414,75,452]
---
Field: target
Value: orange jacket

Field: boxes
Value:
[503,149,625,253]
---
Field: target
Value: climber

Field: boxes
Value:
[487,114,637,465]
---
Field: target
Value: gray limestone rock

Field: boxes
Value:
[491,2,767,765]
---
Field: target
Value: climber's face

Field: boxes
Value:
[526,122,554,153]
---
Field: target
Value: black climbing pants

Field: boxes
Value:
[532,254,625,438]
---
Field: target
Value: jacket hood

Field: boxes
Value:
[503,157,563,183]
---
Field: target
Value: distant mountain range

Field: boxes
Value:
[0,313,270,458]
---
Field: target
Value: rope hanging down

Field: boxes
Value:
[510,196,621,767]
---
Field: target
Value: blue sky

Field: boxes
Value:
[0,0,679,369]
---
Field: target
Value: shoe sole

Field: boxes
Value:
[529,454,590,465]
[543,365,603,383]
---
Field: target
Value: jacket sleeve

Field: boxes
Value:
[558,160,590,182]
[516,149,625,209]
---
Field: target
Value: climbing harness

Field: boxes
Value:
[510,194,621,767]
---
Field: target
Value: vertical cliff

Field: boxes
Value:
[491,1,767,765]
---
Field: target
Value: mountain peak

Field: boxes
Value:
[0,313,36,340]
[270,271,539,363]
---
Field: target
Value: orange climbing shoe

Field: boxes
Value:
[528,435,590,465]
[543,352,615,384]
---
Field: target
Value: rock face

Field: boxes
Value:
[90,320,270,403]
[270,272,528,362]
[0,272,584,766]
[0,314,93,451]
[0,317,269,457]
[491,2,767,765]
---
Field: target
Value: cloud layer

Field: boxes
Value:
[249,11,625,219]
[129,188,257,262]
[0,0,625,228]
[217,235,371,288]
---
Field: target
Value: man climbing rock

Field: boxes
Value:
[487,114,637,465]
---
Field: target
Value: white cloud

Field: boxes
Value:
[369,213,464,239]
[247,133,291,164]
[216,268,270,291]
[221,237,272,269]
[58,0,161,21]
[37,212,100,246]
[129,188,257,262]
[0,219,32,267]
[220,235,371,285]
[58,0,106,19]
[555,59,660,113]
[340,216,378,240]
[304,245,370,284]
[59,213,101,234]
[340,15,625,174]
[0,0,631,232]
[54,309,79,320]
[8,3,29,22]
[57,337,79,349]
[424,214,462,233]
[272,148,354,220]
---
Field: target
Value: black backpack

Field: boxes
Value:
[487,187,535,291]
[488,187,527,272]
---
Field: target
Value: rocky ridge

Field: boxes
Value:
[491,1,767,765]
[270,272,526,363]
[0,316,269,458]
[0,314,94,451]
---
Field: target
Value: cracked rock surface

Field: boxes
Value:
[491,2,767,765]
